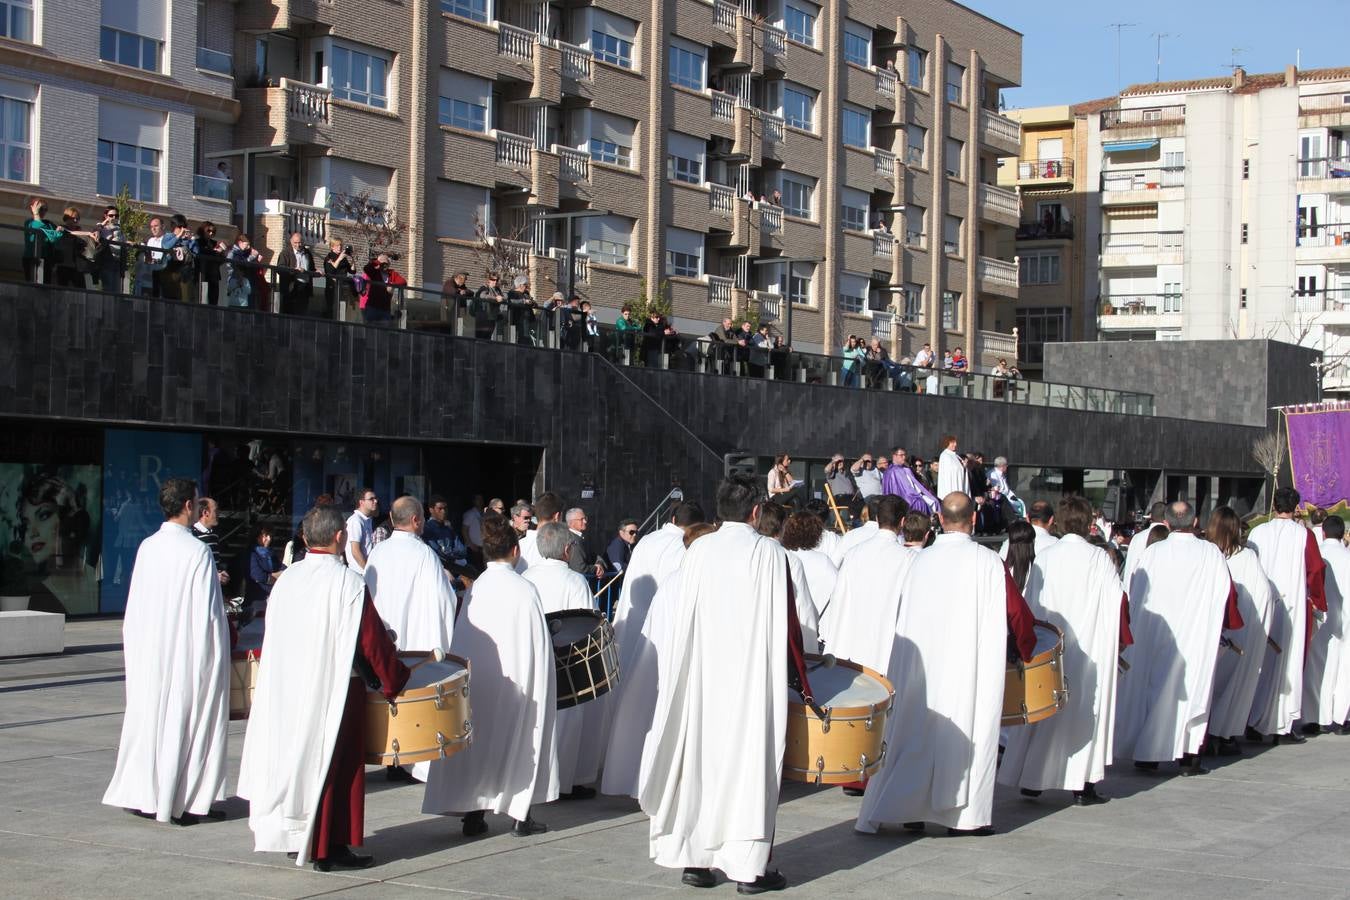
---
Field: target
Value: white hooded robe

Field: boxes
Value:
[1248,518,1314,734]
[937,448,968,499]
[1207,548,1275,739]
[1303,539,1346,726]
[1324,539,1350,725]
[821,531,916,671]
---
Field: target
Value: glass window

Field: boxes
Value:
[782,84,815,131]
[1019,251,1060,285]
[332,44,388,109]
[902,283,924,322]
[904,205,925,246]
[98,139,160,202]
[906,123,926,167]
[668,153,702,184]
[839,291,865,314]
[943,215,961,255]
[1,0,33,42]
[590,138,631,167]
[843,21,871,67]
[942,290,959,329]
[783,2,817,47]
[906,46,926,89]
[945,61,965,104]
[100,27,160,72]
[0,95,32,182]
[440,0,488,24]
[666,228,703,279]
[780,262,814,304]
[842,106,870,149]
[945,137,963,177]
[1015,307,1069,365]
[438,97,486,132]
[670,42,705,91]
[592,31,632,68]
[781,174,814,219]
[842,202,868,232]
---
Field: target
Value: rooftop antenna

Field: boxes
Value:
[1151,32,1178,83]
[1224,47,1249,74]
[1108,22,1138,91]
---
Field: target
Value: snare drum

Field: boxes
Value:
[1002,620,1068,726]
[365,652,473,766]
[229,620,265,720]
[547,610,620,709]
[784,656,894,784]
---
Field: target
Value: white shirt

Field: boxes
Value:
[854,467,883,498]
[462,507,483,548]
[345,510,373,574]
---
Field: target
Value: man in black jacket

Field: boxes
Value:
[276,231,316,316]
[472,273,504,339]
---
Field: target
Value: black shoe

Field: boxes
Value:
[1178,758,1209,777]
[1214,738,1242,757]
[126,809,156,820]
[1020,788,1042,798]
[737,870,787,894]
[462,811,488,837]
[1341,722,1350,734]
[842,786,866,797]
[1074,785,1109,805]
[947,825,996,837]
[1133,760,1159,771]
[1244,726,1265,742]
[324,846,375,870]
[682,867,716,888]
[512,816,547,837]
[1302,723,1323,737]
[902,821,926,832]
[171,809,226,826]
[1277,731,1307,745]
[386,765,415,783]
[560,785,596,800]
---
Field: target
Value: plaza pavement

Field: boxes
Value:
[3,619,1350,899]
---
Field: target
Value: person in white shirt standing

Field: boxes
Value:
[937,435,969,499]
[345,489,378,575]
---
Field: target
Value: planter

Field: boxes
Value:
[0,595,31,612]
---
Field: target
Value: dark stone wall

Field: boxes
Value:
[1042,339,1321,429]
[0,284,1268,536]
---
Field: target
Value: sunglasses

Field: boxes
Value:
[622,529,637,535]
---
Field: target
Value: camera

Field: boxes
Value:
[383,251,401,261]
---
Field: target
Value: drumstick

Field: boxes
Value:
[1117,655,1130,672]
[1267,635,1284,655]
[408,648,447,673]
[593,570,624,599]
[1220,636,1244,657]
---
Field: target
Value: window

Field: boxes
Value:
[1242,158,1249,179]
[666,227,703,278]
[590,138,630,166]
[589,111,636,168]
[1,0,33,42]
[906,46,926,89]
[585,215,634,267]
[1015,307,1069,364]
[941,290,959,329]
[780,172,814,219]
[843,20,871,67]
[332,44,389,109]
[670,40,705,91]
[436,181,489,242]
[1241,222,1249,244]
[906,123,926,167]
[943,214,962,255]
[667,131,705,184]
[945,137,964,178]
[780,261,814,304]
[783,1,817,47]
[0,91,33,182]
[1163,282,1183,313]
[841,187,869,232]
[839,272,868,314]
[591,10,637,69]
[781,83,816,132]
[100,27,160,72]
[842,105,870,149]
[945,61,965,104]
[1240,288,1248,308]
[97,103,163,202]
[1019,250,1060,285]
[440,0,488,24]
[438,69,489,132]
[327,158,393,219]
[902,283,924,322]
[904,205,926,247]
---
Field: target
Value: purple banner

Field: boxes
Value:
[1287,407,1350,508]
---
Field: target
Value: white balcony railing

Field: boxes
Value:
[1296,157,1350,179]
[979,183,1019,218]
[979,109,1020,147]
[876,67,897,99]
[871,313,895,340]
[559,41,592,80]
[280,78,331,125]
[713,0,738,32]
[759,204,783,233]
[498,22,536,62]
[491,237,532,271]
[708,274,734,306]
[709,183,735,216]
[279,202,328,247]
[711,91,736,122]
[1101,231,1185,254]
[1301,92,1350,113]
[874,147,896,178]
[763,25,787,56]
[976,329,1018,359]
[754,290,783,321]
[977,256,1019,288]
[762,112,785,144]
[495,130,534,168]
[873,232,894,257]
[1102,165,1185,192]
[557,146,591,182]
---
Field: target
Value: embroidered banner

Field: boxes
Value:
[1286,406,1350,509]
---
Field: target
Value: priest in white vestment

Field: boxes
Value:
[856,492,1037,837]
[1114,502,1239,774]
[936,435,969,499]
[103,478,231,826]
[1303,516,1349,730]
[423,515,558,837]
[524,522,605,798]
[640,474,800,892]
[830,494,882,566]
[1123,502,1167,583]
[998,500,1059,560]
[600,503,705,798]
[1204,507,1276,746]
[238,505,410,870]
[999,497,1127,804]
[364,496,456,782]
[1247,488,1327,742]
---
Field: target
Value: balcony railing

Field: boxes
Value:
[1100,231,1184,254]
[489,237,532,271]
[754,290,783,321]
[711,90,736,122]
[1102,165,1184,192]
[1293,288,1350,313]
[873,232,894,257]
[278,202,328,247]
[876,67,897,99]
[977,256,1019,288]
[976,329,1018,359]
[709,183,735,216]
[498,22,536,62]
[713,0,738,32]
[1017,158,1073,181]
[979,109,1020,146]
[495,130,534,168]
[1296,223,1350,248]
[978,183,1019,218]
[1299,92,1350,114]
[871,313,896,340]
[708,274,734,306]
[874,147,896,178]
[1296,156,1350,179]
[763,25,787,57]
[1017,221,1074,240]
[1101,105,1186,128]
[546,248,590,284]
[281,78,331,125]
[192,174,231,201]
[762,112,785,144]
[557,146,591,182]
[558,41,592,80]
[1099,293,1184,316]
[759,204,782,233]
[196,46,232,75]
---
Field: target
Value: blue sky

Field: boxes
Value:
[959,1,1346,109]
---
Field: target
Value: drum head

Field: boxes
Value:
[235,617,265,653]
[547,610,602,647]
[395,652,468,690]
[1032,623,1061,657]
[790,663,890,707]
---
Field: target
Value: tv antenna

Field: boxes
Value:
[1223,47,1248,74]
[1108,23,1138,91]
[1151,32,1179,83]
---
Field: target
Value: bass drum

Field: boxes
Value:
[365,652,472,766]
[784,656,894,784]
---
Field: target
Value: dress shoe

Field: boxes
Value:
[1214,738,1242,757]
[902,821,926,832]
[126,809,156,820]
[560,785,596,800]
[512,816,548,837]
[1277,731,1307,745]
[1020,788,1042,798]
[1301,723,1323,737]
[1178,757,1209,776]
[947,826,996,837]
[386,765,415,783]
[1133,760,1159,771]
[681,867,716,888]
[172,809,226,826]
[1074,785,1109,805]
[842,786,866,797]
[1244,726,1265,742]
[1340,721,1350,734]
[462,811,488,838]
[736,870,787,894]
[313,846,375,872]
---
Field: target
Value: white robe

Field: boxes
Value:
[821,532,916,672]
[600,523,688,797]
[236,554,367,865]
[1303,540,1348,726]
[1247,518,1313,734]
[364,530,456,781]
[830,520,878,567]
[1325,540,1350,726]
[103,522,230,822]
[937,448,968,499]
[423,562,558,821]
[1207,548,1275,738]
[816,528,842,561]
[640,522,788,882]
[856,533,1010,832]
[789,548,836,623]
[998,524,1059,561]
[1122,524,1164,583]
[999,534,1123,791]
[786,551,820,652]
[1114,533,1232,761]
[525,559,606,791]
[515,528,541,572]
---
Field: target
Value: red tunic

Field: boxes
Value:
[1119,592,1135,648]
[1223,580,1244,631]
[1005,570,1037,663]
[1304,530,1328,651]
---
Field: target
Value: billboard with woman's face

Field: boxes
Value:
[0,465,102,615]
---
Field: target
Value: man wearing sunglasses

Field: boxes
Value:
[605,519,639,573]
[851,453,883,499]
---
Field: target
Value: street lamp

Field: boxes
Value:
[536,209,613,302]
[751,256,824,347]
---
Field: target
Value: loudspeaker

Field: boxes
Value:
[723,454,756,479]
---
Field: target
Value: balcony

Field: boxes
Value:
[558,41,592,80]
[498,23,536,62]
[977,183,1019,228]
[1296,223,1350,262]
[192,174,231,202]
[753,290,783,321]
[1101,105,1186,129]
[557,146,590,183]
[871,313,896,341]
[1100,231,1184,266]
[979,109,1021,155]
[1016,221,1074,241]
[977,256,1019,298]
[495,130,534,168]
[488,236,532,271]
[1293,288,1350,324]
[762,112,785,147]
[876,67,898,101]
[975,329,1018,362]
[1102,164,1184,195]
[763,25,787,59]
[711,91,737,122]
[1014,158,1073,185]
[759,204,783,234]
[713,0,738,32]
[709,183,736,217]
[196,46,232,76]
[1300,92,1350,118]
[266,201,328,247]
[874,148,896,180]
[873,232,894,258]
[1098,293,1184,331]
[1296,156,1350,180]
[708,274,734,306]
[546,248,590,284]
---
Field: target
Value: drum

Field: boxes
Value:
[1002,620,1068,726]
[784,656,894,784]
[547,609,620,709]
[365,652,472,766]
[229,618,265,720]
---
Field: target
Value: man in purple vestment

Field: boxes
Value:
[881,448,939,515]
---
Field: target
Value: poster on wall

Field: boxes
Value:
[101,429,203,613]
[0,465,102,616]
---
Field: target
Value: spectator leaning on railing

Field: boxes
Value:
[134,216,165,297]
[190,223,228,306]
[360,252,405,326]
[91,205,124,293]
[324,239,356,314]
[276,231,316,316]
[53,207,93,288]
[157,214,195,302]
[472,272,505,339]
[23,197,63,283]
[841,335,865,387]
[226,233,264,307]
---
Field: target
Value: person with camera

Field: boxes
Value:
[155,214,195,301]
[323,239,355,316]
[850,453,883,499]
[226,233,264,307]
[441,270,473,324]
[472,273,505,339]
[90,206,125,293]
[190,222,228,305]
[361,252,405,326]
[506,274,538,345]
[277,231,317,316]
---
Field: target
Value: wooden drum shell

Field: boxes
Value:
[1002,620,1069,726]
[229,648,260,721]
[783,656,894,784]
[364,652,473,766]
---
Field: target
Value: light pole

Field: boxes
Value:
[751,256,823,348]
[535,209,612,302]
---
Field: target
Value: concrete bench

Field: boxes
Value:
[0,610,66,657]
